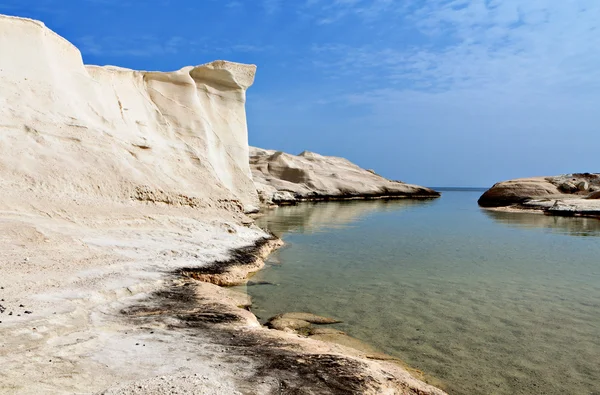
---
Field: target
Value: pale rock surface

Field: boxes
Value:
[250,147,440,204]
[0,14,259,213]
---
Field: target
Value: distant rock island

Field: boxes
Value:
[478,174,600,217]
[250,146,441,205]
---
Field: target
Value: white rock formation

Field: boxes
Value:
[250,147,440,204]
[0,14,259,213]
[0,14,446,395]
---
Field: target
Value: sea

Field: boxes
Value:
[236,189,600,395]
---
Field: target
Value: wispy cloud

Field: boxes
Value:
[302,0,399,24]
[263,0,282,15]
[226,1,243,8]
[308,0,600,99]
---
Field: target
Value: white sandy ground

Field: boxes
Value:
[0,196,267,394]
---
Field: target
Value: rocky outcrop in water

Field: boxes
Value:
[478,174,600,217]
[250,147,440,205]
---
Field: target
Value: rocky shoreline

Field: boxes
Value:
[109,240,447,395]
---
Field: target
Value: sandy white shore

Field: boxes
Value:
[0,193,263,394]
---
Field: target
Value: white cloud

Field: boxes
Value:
[263,0,282,15]
[309,0,600,98]
[302,0,400,24]
[226,1,243,8]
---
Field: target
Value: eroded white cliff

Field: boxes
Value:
[0,15,259,212]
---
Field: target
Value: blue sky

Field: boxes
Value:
[2,1,598,187]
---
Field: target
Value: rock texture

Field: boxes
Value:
[478,173,600,217]
[250,147,440,205]
[0,14,258,213]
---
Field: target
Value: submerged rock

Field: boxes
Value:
[275,312,342,324]
[266,312,342,331]
[308,327,346,336]
[266,312,343,335]
[309,332,379,355]
[250,147,440,205]
[246,280,277,286]
[266,317,312,332]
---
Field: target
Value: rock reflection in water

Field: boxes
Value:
[483,209,600,237]
[256,199,436,237]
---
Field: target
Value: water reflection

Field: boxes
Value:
[483,209,600,237]
[256,199,436,236]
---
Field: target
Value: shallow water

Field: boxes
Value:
[241,192,600,395]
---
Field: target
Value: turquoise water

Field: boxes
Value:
[242,192,600,395]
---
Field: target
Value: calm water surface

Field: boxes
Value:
[241,191,600,395]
